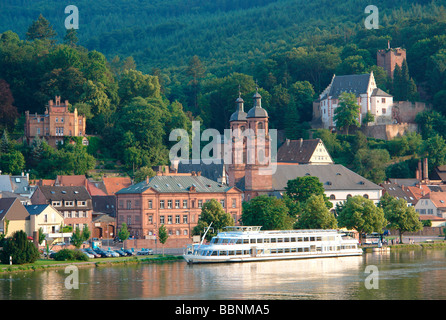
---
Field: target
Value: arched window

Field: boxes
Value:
[363,194,369,199]
[258,122,264,130]
[329,194,336,200]
[347,194,352,199]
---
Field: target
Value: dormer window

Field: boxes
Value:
[65,201,74,207]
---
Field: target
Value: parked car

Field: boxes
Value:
[85,248,101,258]
[107,250,120,257]
[43,250,56,257]
[93,248,112,258]
[122,249,135,256]
[137,248,153,256]
[114,250,127,257]
[81,249,95,259]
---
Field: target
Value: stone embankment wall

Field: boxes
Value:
[389,227,444,237]
[124,238,193,250]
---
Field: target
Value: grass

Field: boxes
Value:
[0,254,184,273]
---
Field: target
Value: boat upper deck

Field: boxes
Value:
[215,226,340,239]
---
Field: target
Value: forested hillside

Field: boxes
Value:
[1,0,446,183]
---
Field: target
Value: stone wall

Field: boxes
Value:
[362,123,418,140]
[393,101,429,123]
[389,227,444,237]
[124,237,193,250]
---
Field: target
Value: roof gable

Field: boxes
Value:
[276,139,333,164]
[0,198,29,221]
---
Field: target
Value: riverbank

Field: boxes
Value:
[0,254,185,274]
[362,239,446,252]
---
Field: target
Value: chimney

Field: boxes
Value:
[417,159,422,180]
[286,139,290,146]
[197,171,201,176]
[299,138,303,148]
[423,158,428,181]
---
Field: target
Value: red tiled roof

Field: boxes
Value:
[103,177,132,195]
[406,185,431,200]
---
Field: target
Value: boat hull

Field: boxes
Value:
[183,250,363,264]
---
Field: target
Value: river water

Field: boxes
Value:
[1,249,446,300]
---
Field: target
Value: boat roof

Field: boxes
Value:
[217,226,339,237]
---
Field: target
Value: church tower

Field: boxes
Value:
[227,90,247,188]
[244,88,272,200]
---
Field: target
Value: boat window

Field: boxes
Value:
[211,238,217,244]
[264,238,270,243]
[250,238,256,244]
[243,239,249,244]
[271,249,277,254]
[236,239,243,244]
[291,237,296,242]
[304,247,310,252]
[290,248,296,253]
[310,245,316,252]
[298,248,303,252]
[229,239,237,244]
[244,250,250,255]
[316,236,322,241]
[284,238,290,243]
[284,248,290,253]
[229,250,235,255]
[271,238,277,243]
[304,237,309,242]
[222,239,230,244]
[220,251,227,256]
[298,237,303,242]
[317,247,322,252]
[277,238,283,243]
[236,250,242,255]
[211,251,218,256]
[257,238,263,243]
[310,237,315,241]
[277,249,283,254]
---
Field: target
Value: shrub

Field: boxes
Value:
[0,230,40,265]
[53,249,88,261]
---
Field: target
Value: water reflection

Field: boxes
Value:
[1,250,446,300]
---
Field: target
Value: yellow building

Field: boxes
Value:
[0,198,30,237]
[25,204,65,243]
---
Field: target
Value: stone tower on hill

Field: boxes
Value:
[377,41,407,79]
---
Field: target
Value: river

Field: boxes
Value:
[1,249,446,300]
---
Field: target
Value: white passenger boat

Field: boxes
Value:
[183,226,363,264]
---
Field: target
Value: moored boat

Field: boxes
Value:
[183,226,362,264]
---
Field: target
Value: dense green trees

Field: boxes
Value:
[0,230,40,265]
[241,195,293,230]
[333,92,360,135]
[193,199,234,240]
[379,193,422,243]
[336,196,387,242]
